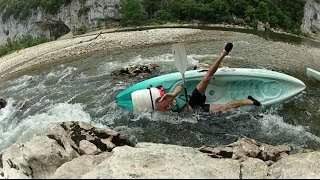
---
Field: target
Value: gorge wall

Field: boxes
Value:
[0,0,120,45]
[1,0,320,46]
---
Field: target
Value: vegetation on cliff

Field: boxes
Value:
[121,0,305,34]
[0,0,308,58]
[0,0,72,21]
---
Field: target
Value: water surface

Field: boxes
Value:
[1,29,320,152]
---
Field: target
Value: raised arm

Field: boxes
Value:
[170,85,183,98]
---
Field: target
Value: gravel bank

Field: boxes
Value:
[0,28,204,80]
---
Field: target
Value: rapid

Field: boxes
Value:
[1,29,320,152]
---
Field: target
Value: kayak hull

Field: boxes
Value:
[116,68,306,111]
[306,67,320,83]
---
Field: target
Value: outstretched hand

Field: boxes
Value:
[159,94,176,106]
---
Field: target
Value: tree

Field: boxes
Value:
[207,0,230,23]
[142,0,165,19]
[120,0,147,26]
[229,0,249,17]
[256,1,269,22]
[244,5,255,21]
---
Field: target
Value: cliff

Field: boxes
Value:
[0,0,120,45]
[301,0,320,38]
[1,0,320,46]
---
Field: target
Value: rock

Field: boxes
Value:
[79,140,101,155]
[301,0,320,38]
[1,121,320,179]
[241,158,268,179]
[268,151,320,179]
[110,64,160,78]
[231,138,261,160]
[257,21,266,31]
[51,152,110,179]
[1,136,77,179]
[257,143,291,162]
[82,143,240,179]
[197,137,291,163]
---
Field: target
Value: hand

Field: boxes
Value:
[159,94,176,106]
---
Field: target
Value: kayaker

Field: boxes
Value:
[154,42,261,113]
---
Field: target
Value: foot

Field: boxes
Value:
[224,43,233,54]
[248,96,261,106]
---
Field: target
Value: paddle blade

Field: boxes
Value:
[172,43,188,74]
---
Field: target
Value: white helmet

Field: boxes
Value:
[131,87,161,113]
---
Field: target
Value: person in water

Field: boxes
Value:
[131,43,261,113]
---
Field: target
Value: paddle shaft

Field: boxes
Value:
[181,73,188,102]
[172,43,189,102]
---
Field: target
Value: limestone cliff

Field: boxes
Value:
[301,0,320,38]
[0,0,120,45]
[1,0,320,46]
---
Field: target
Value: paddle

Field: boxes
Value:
[172,43,189,102]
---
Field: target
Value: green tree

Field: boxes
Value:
[229,0,249,17]
[256,1,269,22]
[244,5,255,21]
[152,9,174,23]
[142,0,165,19]
[120,0,147,26]
[207,0,230,22]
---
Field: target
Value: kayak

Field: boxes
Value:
[116,68,306,111]
[306,67,320,83]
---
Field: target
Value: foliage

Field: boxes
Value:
[0,35,49,57]
[0,0,72,22]
[139,0,306,34]
[152,9,174,23]
[120,0,146,26]
[73,26,88,35]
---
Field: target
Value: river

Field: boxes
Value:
[0,28,320,152]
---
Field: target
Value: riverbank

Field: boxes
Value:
[0,27,202,81]
[1,24,319,82]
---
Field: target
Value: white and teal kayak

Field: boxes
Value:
[306,67,320,83]
[116,68,306,111]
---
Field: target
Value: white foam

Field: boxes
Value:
[259,110,320,145]
[0,102,92,151]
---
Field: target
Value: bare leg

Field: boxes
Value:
[210,99,254,112]
[196,47,230,95]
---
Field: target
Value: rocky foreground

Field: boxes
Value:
[0,121,320,179]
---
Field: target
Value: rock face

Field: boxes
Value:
[301,0,320,37]
[0,0,120,45]
[1,121,320,179]
[1,0,320,46]
[0,121,133,179]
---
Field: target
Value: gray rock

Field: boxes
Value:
[268,151,320,179]
[241,158,268,179]
[82,143,241,179]
[51,152,110,179]
[1,136,76,178]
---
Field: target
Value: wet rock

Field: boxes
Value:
[110,64,159,78]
